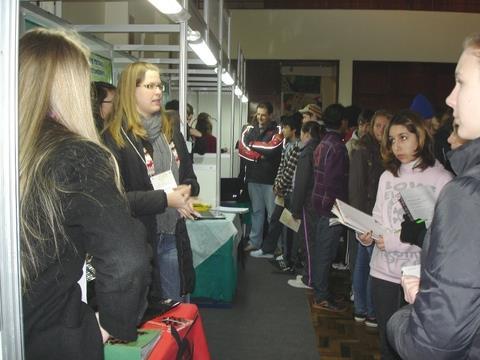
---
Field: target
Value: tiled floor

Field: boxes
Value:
[309,269,381,359]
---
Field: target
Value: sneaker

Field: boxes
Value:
[269,258,288,271]
[250,249,274,259]
[274,254,284,261]
[332,262,349,271]
[243,243,257,252]
[287,277,312,289]
[280,266,295,275]
[312,299,347,313]
[354,313,367,322]
[365,317,378,328]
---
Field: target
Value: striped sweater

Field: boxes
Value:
[273,138,301,197]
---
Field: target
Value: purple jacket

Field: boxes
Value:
[311,131,349,217]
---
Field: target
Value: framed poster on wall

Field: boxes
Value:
[90,53,113,83]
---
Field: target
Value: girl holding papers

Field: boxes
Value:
[358,110,452,359]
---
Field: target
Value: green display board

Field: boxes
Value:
[90,53,113,83]
[23,17,113,84]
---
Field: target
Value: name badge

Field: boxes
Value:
[150,170,177,193]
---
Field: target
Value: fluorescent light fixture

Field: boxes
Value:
[148,0,183,14]
[215,67,235,86]
[189,39,217,66]
[241,94,249,103]
[222,71,235,86]
[234,85,243,97]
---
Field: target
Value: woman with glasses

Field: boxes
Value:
[104,62,199,303]
[20,29,151,359]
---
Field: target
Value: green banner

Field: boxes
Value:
[90,53,113,83]
[23,18,113,84]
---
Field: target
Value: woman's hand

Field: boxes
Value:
[358,231,374,246]
[177,198,200,220]
[174,184,192,199]
[401,275,420,304]
[375,235,385,251]
[95,313,110,344]
[166,187,189,209]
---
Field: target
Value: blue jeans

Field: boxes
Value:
[353,243,375,318]
[312,216,344,302]
[157,233,182,302]
[247,182,276,249]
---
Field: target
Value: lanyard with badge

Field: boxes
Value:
[122,127,177,193]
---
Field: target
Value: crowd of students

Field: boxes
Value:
[18,25,480,359]
[238,35,480,359]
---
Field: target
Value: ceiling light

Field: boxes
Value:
[241,94,248,103]
[148,0,183,14]
[215,67,235,86]
[234,85,243,97]
[189,39,217,66]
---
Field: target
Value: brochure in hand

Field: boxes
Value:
[104,329,162,360]
[279,208,301,232]
[331,199,386,240]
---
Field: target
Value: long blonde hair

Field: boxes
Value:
[19,28,121,288]
[106,62,169,147]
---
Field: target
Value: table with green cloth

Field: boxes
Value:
[186,213,241,302]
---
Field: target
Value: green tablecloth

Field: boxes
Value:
[191,235,237,302]
[187,213,241,302]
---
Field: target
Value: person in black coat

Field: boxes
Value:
[287,121,324,289]
[20,29,151,360]
[104,62,198,303]
[387,32,480,359]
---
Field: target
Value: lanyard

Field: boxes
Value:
[122,126,175,173]
[161,133,174,172]
[121,127,146,165]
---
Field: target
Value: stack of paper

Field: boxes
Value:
[331,199,385,239]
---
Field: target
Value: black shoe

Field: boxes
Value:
[269,257,289,271]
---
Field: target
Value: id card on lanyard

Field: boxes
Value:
[122,127,178,192]
[151,170,177,193]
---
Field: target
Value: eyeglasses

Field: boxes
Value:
[140,83,165,91]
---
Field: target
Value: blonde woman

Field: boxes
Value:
[20,29,151,359]
[104,62,199,302]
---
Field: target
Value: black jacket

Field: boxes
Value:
[23,126,151,360]
[348,133,384,214]
[290,137,320,219]
[103,122,198,295]
[239,121,283,184]
[387,138,480,359]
